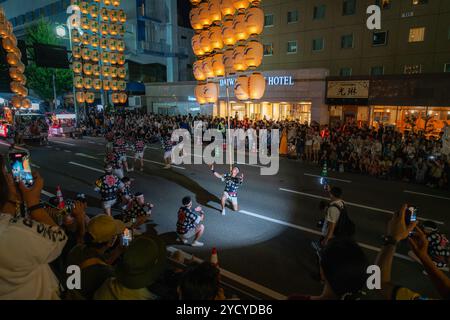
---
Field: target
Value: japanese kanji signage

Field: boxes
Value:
[327,80,369,99]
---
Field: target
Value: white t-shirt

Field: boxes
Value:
[322,200,344,236]
[0,214,68,300]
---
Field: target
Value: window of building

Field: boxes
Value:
[371,66,384,75]
[287,41,298,54]
[412,0,428,5]
[408,27,425,42]
[263,43,273,56]
[341,34,354,49]
[340,68,352,76]
[372,31,388,46]
[264,14,274,27]
[445,63,450,73]
[312,38,324,51]
[404,64,422,74]
[313,5,326,20]
[375,0,391,9]
[287,10,299,23]
[342,0,356,16]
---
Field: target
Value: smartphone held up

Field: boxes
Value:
[7,149,34,187]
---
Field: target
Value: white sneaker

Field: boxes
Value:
[221,209,226,216]
[191,241,204,247]
[164,164,171,169]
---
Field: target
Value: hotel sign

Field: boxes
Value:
[327,80,370,99]
[220,76,295,87]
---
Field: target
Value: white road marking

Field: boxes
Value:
[404,190,450,201]
[50,140,76,146]
[127,156,186,170]
[69,161,104,173]
[76,153,99,160]
[239,210,413,262]
[0,141,11,147]
[41,190,55,197]
[31,164,40,168]
[304,173,352,183]
[279,188,445,225]
[167,246,287,300]
[64,150,72,153]
[88,141,96,144]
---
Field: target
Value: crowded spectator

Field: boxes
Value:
[178,262,225,300]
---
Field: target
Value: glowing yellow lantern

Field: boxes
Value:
[193,60,206,81]
[209,25,223,51]
[118,54,125,65]
[195,85,207,105]
[100,24,109,36]
[117,40,125,52]
[198,2,211,27]
[234,75,249,100]
[202,57,215,79]
[89,5,99,18]
[190,7,202,31]
[91,35,99,48]
[82,48,91,61]
[118,24,126,37]
[119,93,128,104]
[118,81,126,91]
[110,24,119,36]
[83,63,93,76]
[82,33,90,45]
[249,72,266,100]
[212,53,225,77]
[6,52,19,66]
[11,96,22,109]
[221,17,236,46]
[118,9,126,23]
[83,77,93,89]
[72,61,83,74]
[104,0,111,6]
[74,76,84,89]
[111,93,119,104]
[110,10,119,23]
[102,51,110,64]
[102,66,111,77]
[191,33,204,57]
[2,37,14,52]
[118,67,126,79]
[109,38,117,51]
[190,0,201,5]
[112,0,121,8]
[103,80,111,91]
[9,67,20,80]
[81,16,89,30]
[16,73,27,85]
[219,0,235,16]
[208,0,222,24]
[93,64,101,76]
[100,38,108,49]
[110,53,118,65]
[72,29,81,43]
[85,92,95,104]
[22,98,31,109]
[16,61,25,74]
[80,2,89,14]
[232,45,247,72]
[110,67,118,78]
[17,85,28,97]
[233,12,248,42]
[101,8,109,22]
[222,48,234,74]
[245,40,263,69]
[93,79,102,90]
[90,20,99,33]
[199,29,212,54]
[232,0,249,10]
[245,6,264,36]
[73,46,82,59]
[76,92,85,103]
[203,83,219,103]
[111,80,118,91]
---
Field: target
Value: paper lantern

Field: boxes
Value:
[110,67,118,78]
[81,16,89,29]
[111,93,119,104]
[11,95,22,108]
[111,80,118,91]
[16,73,27,85]
[117,40,125,52]
[110,10,119,23]
[103,80,111,91]
[10,81,21,94]
[80,1,89,14]
[232,45,248,72]
[245,40,263,69]
[118,54,125,65]
[234,75,249,100]
[110,24,119,36]
[193,60,206,81]
[190,0,201,5]
[90,20,99,33]
[222,48,234,74]
[83,77,93,89]
[209,25,223,51]
[76,92,85,103]
[208,0,222,23]
[104,0,111,5]
[83,63,93,76]
[110,53,118,65]
[118,67,126,79]
[233,12,248,42]
[74,76,84,89]
[72,29,81,43]
[2,37,14,52]
[199,29,211,54]
[100,23,109,35]
[89,5,99,18]
[17,85,28,97]
[219,0,236,16]
[113,0,121,8]
[85,92,95,103]
[9,67,20,80]
[72,61,83,73]
[118,9,126,23]
[198,2,211,27]
[119,93,128,104]
[102,51,110,64]
[195,85,207,105]
[100,38,108,49]
[118,81,126,91]
[248,72,266,99]
[191,33,204,57]
[109,38,117,51]
[16,61,25,74]
[8,32,18,46]
[203,83,219,103]
[118,24,126,37]
[245,6,264,35]
[212,53,225,77]
[91,35,99,48]
[102,66,111,77]
[73,46,82,59]
[82,48,91,61]
[11,47,21,61]
[22,98,31,109]
[101,8,109,22]
[82,33,90,45]
[202,57,215,79]
[189,7,202,31]
[232,0,249,10]
[6,52,19,66]
[93,64,101,76]
[93,79,102,90]
[221,17,236,46]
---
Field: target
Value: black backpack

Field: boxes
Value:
[330,203,356,238]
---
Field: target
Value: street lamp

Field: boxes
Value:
[55,25,67,38]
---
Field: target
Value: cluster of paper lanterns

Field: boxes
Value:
[70,0,127,106]
[190,0,266,104]
[0,8,31,109]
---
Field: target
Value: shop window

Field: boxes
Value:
[375,0,391,9]
[342,0,356,16]
[371,66,384,75]
[313,4,326,20]
[287,10,299,23]
[339,68,352,76]
[408,27,425,42]
[312,38,324,51]
[341,34,354,49]
[404,64,422,74]
[287,41,298,54]
[263,43,273,56]
[412,0,428,5]
[372,31,388,46]
[264,14,274,27]
[444,63,450,73]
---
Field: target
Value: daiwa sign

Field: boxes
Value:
[220,75,294,87]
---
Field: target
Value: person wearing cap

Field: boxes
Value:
[65,214,126,300]
[211,165,244,216]
[94,235,166,300]
[122,192,153,230]
[176,196,205,247]
[94,165,125,216]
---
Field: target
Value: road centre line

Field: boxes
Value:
[76,153,99,160]
[127,156,186,170]
[404,190,450,201]
[69,161,104,173]
[50,140,76,146]
[279,188,444,225]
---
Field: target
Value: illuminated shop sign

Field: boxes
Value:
[220,76,294,87]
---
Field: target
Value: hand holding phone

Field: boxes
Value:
[8,150,33,187]
[405,205,418,226]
